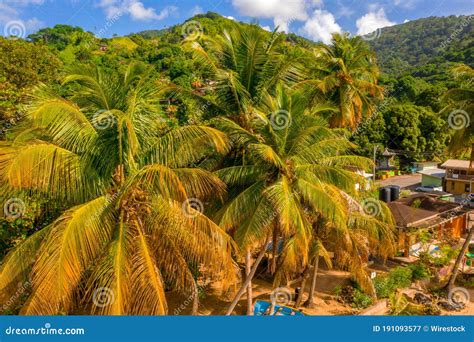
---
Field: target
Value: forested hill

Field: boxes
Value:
[134,12,474,82]
[367,15,473,79]
[1,12,472,164]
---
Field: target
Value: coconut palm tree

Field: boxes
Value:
[442,64,474,167]
[303,33,384,130]
[181,24,305,314]
[214,85,394,315]
[184,23,305,127]
[0,63,236,315]
[298,194,395,308]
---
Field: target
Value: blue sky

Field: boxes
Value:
[1,0,473,43]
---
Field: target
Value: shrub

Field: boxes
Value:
[352,289,373,308]
[408,262,430,280]
[374,266,414,298]
[389,266,413,288]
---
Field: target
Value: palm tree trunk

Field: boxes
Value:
[304,250,320,308]
[245,249,253,315]
[191,281,199,315]
[469,142,474,169]
[446,225,474,291]
[270,226,278,274]
[225,236,270,315]
[295,267,310,308]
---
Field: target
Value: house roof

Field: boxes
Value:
[440,159,472,170]
[388,194,462,228]
[417,168,445,178]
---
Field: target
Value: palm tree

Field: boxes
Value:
[0,64,237,315]
[214,85,394,315]
[442,64,474,166]
[303,33,384,130]
[185,23,305,127]
[182,24,305,314]
[299,195,395,308]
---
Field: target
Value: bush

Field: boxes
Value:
[352,289,373,309]
[374,266,414,298]
[390,267,413,288]
[408,262,430,280]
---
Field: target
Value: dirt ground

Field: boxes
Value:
[167,262,474,316]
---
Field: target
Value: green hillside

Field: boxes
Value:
[368,15,473,79]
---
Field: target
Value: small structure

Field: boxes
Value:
[417,168,445,188]
[388,194,470,257]
[440,159,474,195]
[412,161,439,172]
[377,148,396,171]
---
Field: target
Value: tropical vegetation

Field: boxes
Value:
[0,12,472,315]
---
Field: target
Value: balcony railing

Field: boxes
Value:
[446,172,474,180]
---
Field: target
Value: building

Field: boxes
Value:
[377,148,396,171]
[440,159,474,195]
[388,194,470,257]
[417,168,445,188]
[412,161,439,172]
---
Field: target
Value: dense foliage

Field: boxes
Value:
[0,12,471,315]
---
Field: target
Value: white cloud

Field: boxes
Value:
[356,8,396,36]
[232,0,310,32]
[0,0,44,35]
[261,25,271,31]
[24,17,44,31]
[300,9,341,44]
[225,16,236,21]
[96,0,176,21]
